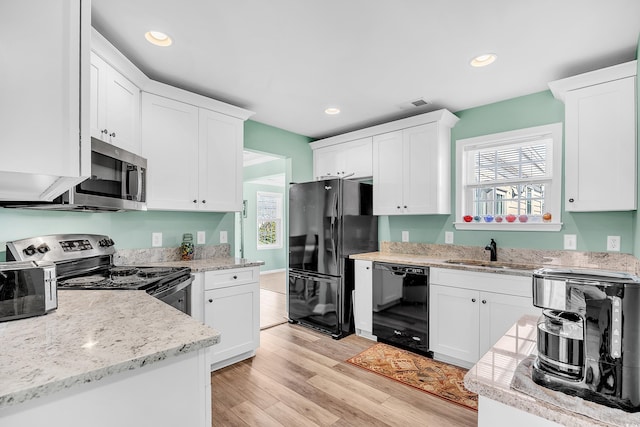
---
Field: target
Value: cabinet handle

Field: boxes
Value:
[568,198,575,203]
[109,132,116,138]
[178,298,184,303]
[404,205,407,209]
[202,200,206,204]
[193,199,197,203]
[233,275,238,279]
[472,298,476,302]
[366,266,370,270]
[482,300,487,304]
[101,129,108,134]
[208,299,213,303]
[397,206,401,209]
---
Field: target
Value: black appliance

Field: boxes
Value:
[288,179,377,339]
[372,262,430,356]
[6,234,191,315]
[532,268,640,412]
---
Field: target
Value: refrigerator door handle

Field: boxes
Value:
[331,192,339,267]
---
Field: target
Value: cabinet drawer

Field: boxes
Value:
[204,267,257,290]
[430,267,532,297]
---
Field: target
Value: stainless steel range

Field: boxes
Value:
[6,234,192,315]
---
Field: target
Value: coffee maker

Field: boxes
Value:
[532,268,640,412]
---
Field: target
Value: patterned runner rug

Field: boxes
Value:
[346,343,478,411]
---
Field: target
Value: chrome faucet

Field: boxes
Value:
[485,239,497,262]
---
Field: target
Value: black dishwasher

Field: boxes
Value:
[372,262,431,356]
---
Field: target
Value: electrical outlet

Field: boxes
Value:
[151,232,162,247]
[197,231,206,245]
[445,231,454,244]
[401,231,409,242]
[564,234,577,250]
[220,231,228,244]
[607,235,621,252]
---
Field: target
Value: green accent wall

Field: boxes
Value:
[384,89,637,253]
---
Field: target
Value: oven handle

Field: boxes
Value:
[151,275,193,300]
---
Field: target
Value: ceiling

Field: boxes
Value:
[91,1,640,140]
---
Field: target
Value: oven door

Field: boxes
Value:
[153,276,192,316]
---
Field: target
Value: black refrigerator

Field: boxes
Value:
[288,179,378,338]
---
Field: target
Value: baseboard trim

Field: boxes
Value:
[260,268,286,275]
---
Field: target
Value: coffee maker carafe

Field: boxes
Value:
[532,268,640,412]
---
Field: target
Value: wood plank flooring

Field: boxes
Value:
[259,271,287,330]
[211,324,478,426]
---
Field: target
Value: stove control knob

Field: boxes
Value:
[24,245,37,256]
[108,238,115,246]
[37,243,50,254]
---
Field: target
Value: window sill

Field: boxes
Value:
[453,222,562,232]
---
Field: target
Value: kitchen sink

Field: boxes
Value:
[445,259,540,270]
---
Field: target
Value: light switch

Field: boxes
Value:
[220,231,228,244]
[152,232,162,247]
[564,234,577,250]
[445,231,454,244]
[401,231,409,242]
[197,231,206,245]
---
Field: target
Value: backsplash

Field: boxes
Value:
[114,244,231,265]
[381,241,640,274]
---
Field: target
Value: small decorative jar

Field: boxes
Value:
[181,233,194,261]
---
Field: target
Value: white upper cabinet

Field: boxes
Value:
[313,137,372,180]
[141,93,244,212]
[0,0,90,201]
[373,119,453,215]
[198,108,243,212]
[90,52,141,155]
[549,61,637,212]
[141,93,199,210]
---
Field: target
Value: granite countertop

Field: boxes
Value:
[0,290,220,408]
[350,251,536,277]
[463,315,611,426]
[120,256,264,273]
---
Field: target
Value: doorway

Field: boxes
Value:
[238,150,288,329]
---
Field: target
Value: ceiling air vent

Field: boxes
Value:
[397,98,431,110]
[411,99,429,107]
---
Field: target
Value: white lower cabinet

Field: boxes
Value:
[353,260,375,340]
[429,268,540,368]
[203,267,260,371]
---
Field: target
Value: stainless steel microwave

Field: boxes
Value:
[0,261,57,322]
[1,138,147,212]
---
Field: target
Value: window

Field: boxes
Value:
[257,191,283,249]
[455,123,563,231]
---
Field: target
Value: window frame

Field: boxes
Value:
[454,123,563,231]
[256,191,283,250]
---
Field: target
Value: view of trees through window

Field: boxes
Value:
[257,192,282,248]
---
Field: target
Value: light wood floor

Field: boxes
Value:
[211,323,478,426]
[259,271,287,330]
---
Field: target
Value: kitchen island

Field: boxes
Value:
[0,290,220,427]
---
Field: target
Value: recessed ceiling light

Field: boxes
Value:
[325,107,340,115]
[145,31,172,47]
[470,53,497,67]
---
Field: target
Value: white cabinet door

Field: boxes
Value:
[373,131,404,214]
[429,284,480,364]
[314,146,343,180]
[90,53,141,155]
[354,260,373,335]
[0,0,90,201]
[478,292,540,358]
[141,92,199,210]
[204,281,260,366]
[199,108,243,212]
[565,76,636,211]
[403,122,445,214]
[373,123,450,215]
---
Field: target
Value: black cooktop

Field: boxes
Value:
[57,265,191,295]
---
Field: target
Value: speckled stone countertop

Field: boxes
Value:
[464,316,611,426]
[350,252,536,277]
[0,290,220,408]
[123,257,264,273]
